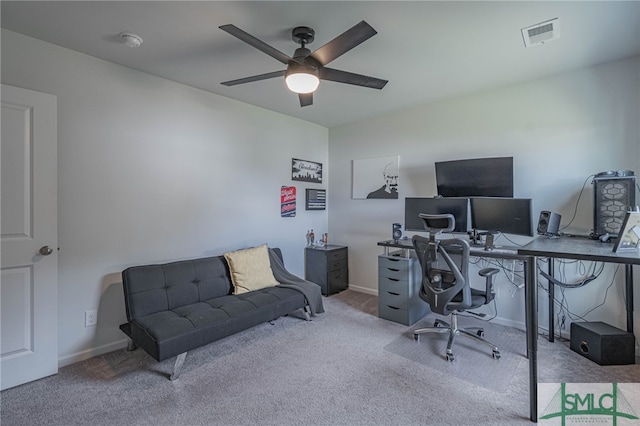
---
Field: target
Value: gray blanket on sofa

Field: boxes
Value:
[269,249,325,316]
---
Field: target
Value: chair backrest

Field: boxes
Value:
[412,232,472,316]
[419,213,455,233]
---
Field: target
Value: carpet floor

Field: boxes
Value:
[384,315,525,393]
[1,290,639,425]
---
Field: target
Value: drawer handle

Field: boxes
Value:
[387,292,400,296]
[387,268,400,272]
[386,278,399,282]
[386,305,400,310]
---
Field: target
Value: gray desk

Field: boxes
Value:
[381,236,640,422]
[519,236,640,422]
[378,238,525,261]
[377,239,529,330]
[378,239,532,329]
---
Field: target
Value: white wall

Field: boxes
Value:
[329,56,640,334]
[2,29,329,365]
[3,27,639,365]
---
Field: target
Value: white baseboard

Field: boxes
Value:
[490,316,526,332]
[348,285,537,334]
[55,295,553,368]
[347,284,378,296]
[58,339,129,368]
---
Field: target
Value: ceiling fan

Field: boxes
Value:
[219,21,388,107]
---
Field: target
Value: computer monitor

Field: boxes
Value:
[470,197,533,237]
[404,197,471,233]
[435,157,514,197]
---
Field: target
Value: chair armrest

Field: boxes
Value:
[478,268,500,302]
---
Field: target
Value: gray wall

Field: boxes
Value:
[328,56,640,333]
[2,29,329,365]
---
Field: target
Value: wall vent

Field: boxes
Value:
[522,18,560,47]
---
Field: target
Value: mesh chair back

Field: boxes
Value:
[412,235,472,316]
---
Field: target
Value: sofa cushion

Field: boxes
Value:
[224,244,279,294]
[122,256,232,321]
[130,286,306,361]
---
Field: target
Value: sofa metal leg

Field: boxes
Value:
[303,305,312,321]
[126,338,136,351]
[169,352,187,381]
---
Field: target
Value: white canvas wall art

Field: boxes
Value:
[352,156,399,199]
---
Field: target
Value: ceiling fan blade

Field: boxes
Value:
[221,70,285,86]
[310,21,377,66]
[319,68,388,89]
[220,24,292,65]
[299,93,313,107]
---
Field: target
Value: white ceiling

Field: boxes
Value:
[2,1,639,128]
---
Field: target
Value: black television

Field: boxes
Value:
[435,157,514,197]
[404,197,471,233]
[470,197,533,237]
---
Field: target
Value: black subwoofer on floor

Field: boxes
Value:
[592,171,636,238]
[570,321,635,366]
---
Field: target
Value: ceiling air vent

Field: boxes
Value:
[521,18,560,47]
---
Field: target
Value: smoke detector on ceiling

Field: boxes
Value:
[120,32,143,48]
[521,18,560,47]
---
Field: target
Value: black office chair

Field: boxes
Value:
[412,213,501,361]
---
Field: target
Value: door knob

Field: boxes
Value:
[39,246,53,256]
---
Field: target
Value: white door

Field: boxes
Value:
[1,84,58,390]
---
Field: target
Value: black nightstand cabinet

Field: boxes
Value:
[305,245,348,296]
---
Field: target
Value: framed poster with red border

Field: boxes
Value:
[281,186,296,217]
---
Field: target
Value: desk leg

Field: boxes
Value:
[525,256,538,422]
[626,264,634,334]
[548,259,554,342]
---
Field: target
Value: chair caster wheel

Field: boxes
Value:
[477,330,484,337]
[492,350,501,360]
[446,353,454,362]
[413,334,419,341]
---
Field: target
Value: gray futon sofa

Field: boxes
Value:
[119,247,323,380]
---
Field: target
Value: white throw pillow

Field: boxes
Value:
[224,244,279,294]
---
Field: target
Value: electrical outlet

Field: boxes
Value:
[85,310,97,327]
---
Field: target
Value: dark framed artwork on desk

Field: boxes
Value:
[613,210,640,252]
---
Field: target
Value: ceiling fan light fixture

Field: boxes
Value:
[285,73,319,94]
[220,21,387,106]
[285,63,319,94]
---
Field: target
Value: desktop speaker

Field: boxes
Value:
[570,322,635,366]
[537,211,561,235]
[593,172,636,238]
[392,223,402,240]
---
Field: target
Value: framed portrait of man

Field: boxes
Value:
[352,156,399,199]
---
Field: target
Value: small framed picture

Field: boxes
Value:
[613,210,640,252]
[292,158,322,183]
[280,186,296,217]
[305,189,326,210]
